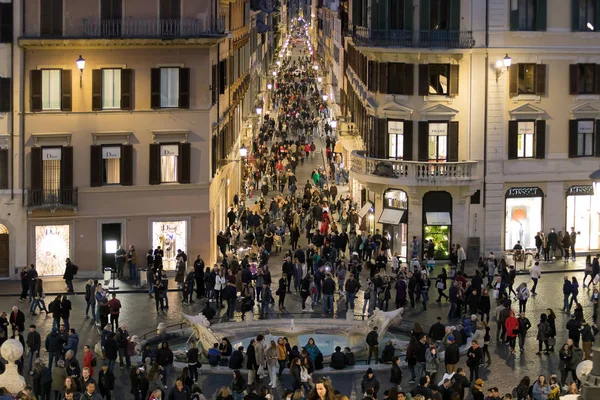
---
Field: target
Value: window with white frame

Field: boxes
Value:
[428,122,448,161]
[388,121,404,159]
[102,69,121,109]
[42,70,61,110]
[42,148,61,191]
[160,144,178,183]
[517,121,535,158]
[160,68,179,108]
[578,120,594,157]
[102,146,121,184]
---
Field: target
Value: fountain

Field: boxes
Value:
[0,339,26,395]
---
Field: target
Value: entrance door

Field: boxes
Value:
[0,225,8,278]
[101,223,121,270]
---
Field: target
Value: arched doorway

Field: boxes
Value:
[0,224,8,278]
[422,191,453,260]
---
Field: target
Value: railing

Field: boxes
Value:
[348,27,475,48]
[82,17,226,39]
[26,188,78,210]
[351,150,477,182]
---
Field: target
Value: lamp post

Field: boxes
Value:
[76,55,86,88]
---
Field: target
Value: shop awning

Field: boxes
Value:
[425,212,452,226]
[378,209,405,225]
[357,201,374,218]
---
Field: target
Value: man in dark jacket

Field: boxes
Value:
[444,335,460,373]
[563,275,573,312]
[360,368,380,398]
[429,317,446,342]
[98,362,115,400]
[344,347,355,366]
[168,378,190,400]
[466,340,483,381]
[201,302,216,320]
[330,346,346,370]
[366,326,379,364]
[228,346,244,369]
[102,333,119,372]
[26,324,41,374]
[411,376,434,400]
[581,320,598,360]
[322,273,336,315]
[415,334,429,379]
[44,328,64,368]
[9,306,25,333]
[567,315,582,348]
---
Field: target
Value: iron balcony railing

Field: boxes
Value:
[346,27,475,48]
[351,150,477,182]
[83,17,226,39]
[26,188,78,210]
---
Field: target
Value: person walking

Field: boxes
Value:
[505,310,519,354]
[516,312,531,353]
[277,274,288,311]
[530,261,541,295]
[63,258,77,293]
[563,276,573,312]
[26,324,41,375]
[580,320,598,360]
[84,280,96,321]
[568,276,580,312]
[466,340,483,382]
[516,282,530,313]
[536,313,552,355]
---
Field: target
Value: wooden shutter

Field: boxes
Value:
[420,0,430,31]
[177,142,191,184]
[449,64,459,97]
[0,77,10,112]
[508,121,518,159]
[568,120,579,158]
[368,61,378,92]
[418,121,429,161]
[60,69,72,111]
[403,120,414,161]
[41,0,62,36]
[404,0,414,31]
[30,70,42,112]
[120,144,133,186]
[120,69,133,110]
[510,6,519,31]
[378,62,388,94]
[535,120,546,159]
[376,119,387,159]
[92,69,102,111]
[571,0,581,31]
[211,64,217,105]
[60,146,73,189]
[449,0,460,30]
[535,64,547,96]
[149,144,161,185]
[0,148,7,189]
[595,65,600,95]
[536,0,547,31]
[90,145,102,187]
[509,65,518,97]
[160,0,180,19]
[405,64,414,95]
[150,68,161,109]
[30,147,43,190]
[569,64,579,95]
[447,122,459,162]
[178,67,190,109]
[595,120,600,157]
[418,64,429,96]
[0,3,12,43]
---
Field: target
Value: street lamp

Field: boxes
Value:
[267,83,273,90]
[272,71,277,76]
[239,145,248,158]
[317,77,322,83]
[322,94,328,101]
[503,54,512,68]
[76,55,86,88]
[314,65,319,70]
[256,107,263,115]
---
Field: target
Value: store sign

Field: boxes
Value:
[506,187,543,198]
[102,146,121,159]
[567,185,593,196]
[578,121,594,134]
[429,123,447,136]
[518,122,535,134]
[388,121,404,135]
[42,148,61,160]
[161,145,179,157]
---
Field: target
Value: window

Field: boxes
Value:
[575,0,597,31]
[160,68,179,108]
[570,64,599,95]
[510,0,547,31]
[102,146,121,184]
[430,0,449,30]
[42,148,61,191]
[388,121,404,159]
[160,144,178,183]
[570,120,595,157]
[517,0,535,30]
[517,121,535,158]
[0,77,10,112]
[40,0,63,36]
[102,69,121,109]
[41,70,61,110]
[428,64,448,95]
[428,123,448,161]
[0,2,13,43]
[518,64,536,95]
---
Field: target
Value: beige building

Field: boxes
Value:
[14,0,274,278]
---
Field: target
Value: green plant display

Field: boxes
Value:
[424,225,450,259]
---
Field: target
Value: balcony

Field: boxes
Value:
[26,189,78,211]
[83,17,226,38]
[346,27,475,49]
[350,150,478,186]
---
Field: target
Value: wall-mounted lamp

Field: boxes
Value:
[267,83,273,90]
[330,120,337,129]
[495,54,512,82]
[76,55,86,88]
[256,107,263,115]
[322,94,328,101]
[272,71,277,76]
[317,77,322,83]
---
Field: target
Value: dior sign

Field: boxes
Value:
[506,187,543,198]
[42,148,61,160]
[102,146,121,159]
[161,145,179,157]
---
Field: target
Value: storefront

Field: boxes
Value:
[422,191,452,260]
[379,189,408,258]
[504,187,544,250]
[151,218,189,270]
[566,185,599,251]
[34,224,71,276]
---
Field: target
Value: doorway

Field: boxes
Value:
[0,224,8,278]
[422,191,453,260]
[101,223,121,270]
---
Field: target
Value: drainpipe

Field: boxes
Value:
[483,0,489,209]
[9,5,14,201]
[20,0,26,206]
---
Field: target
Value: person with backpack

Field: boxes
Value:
[516,282,530,313]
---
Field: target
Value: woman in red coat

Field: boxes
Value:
[320,211,330,234]
[82,344,95,376]
[504,310,519,354]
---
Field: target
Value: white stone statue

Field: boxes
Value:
[0,339,26,394]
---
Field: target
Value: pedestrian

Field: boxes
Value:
[580,320,598,360]
[9,305,25,333]
[516,282,530,313]
[516,312,531,353]
[127,245,137,282]
[84,280,96,321]
[366,326,379,365]
[536,313,552,355]
[568,276,580,312]
[108,293,122,331]
[530,261,541,295]
[26,324,41,375]
[466,339,483,381]
[505,311,519,354]
[98,361,115,400]
[63,258,77,293]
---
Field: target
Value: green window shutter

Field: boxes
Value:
[404,0,414,31]
[571,0,580,31]
[420,0,430,31]
[536,0,547,31]
[510,3,519,31]
[449,0,461,31]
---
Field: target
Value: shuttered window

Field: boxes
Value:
[510,0,547,31]
[569,120,595,157]
[509,64,546,97]
[150,67,190,109]
[419,64,459,97]
[0,2,12,43]
[40,0,63,36]
[0,77,10,112]
[572,0,600,31]
[569,64,600,95]
[508,120,546,159]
